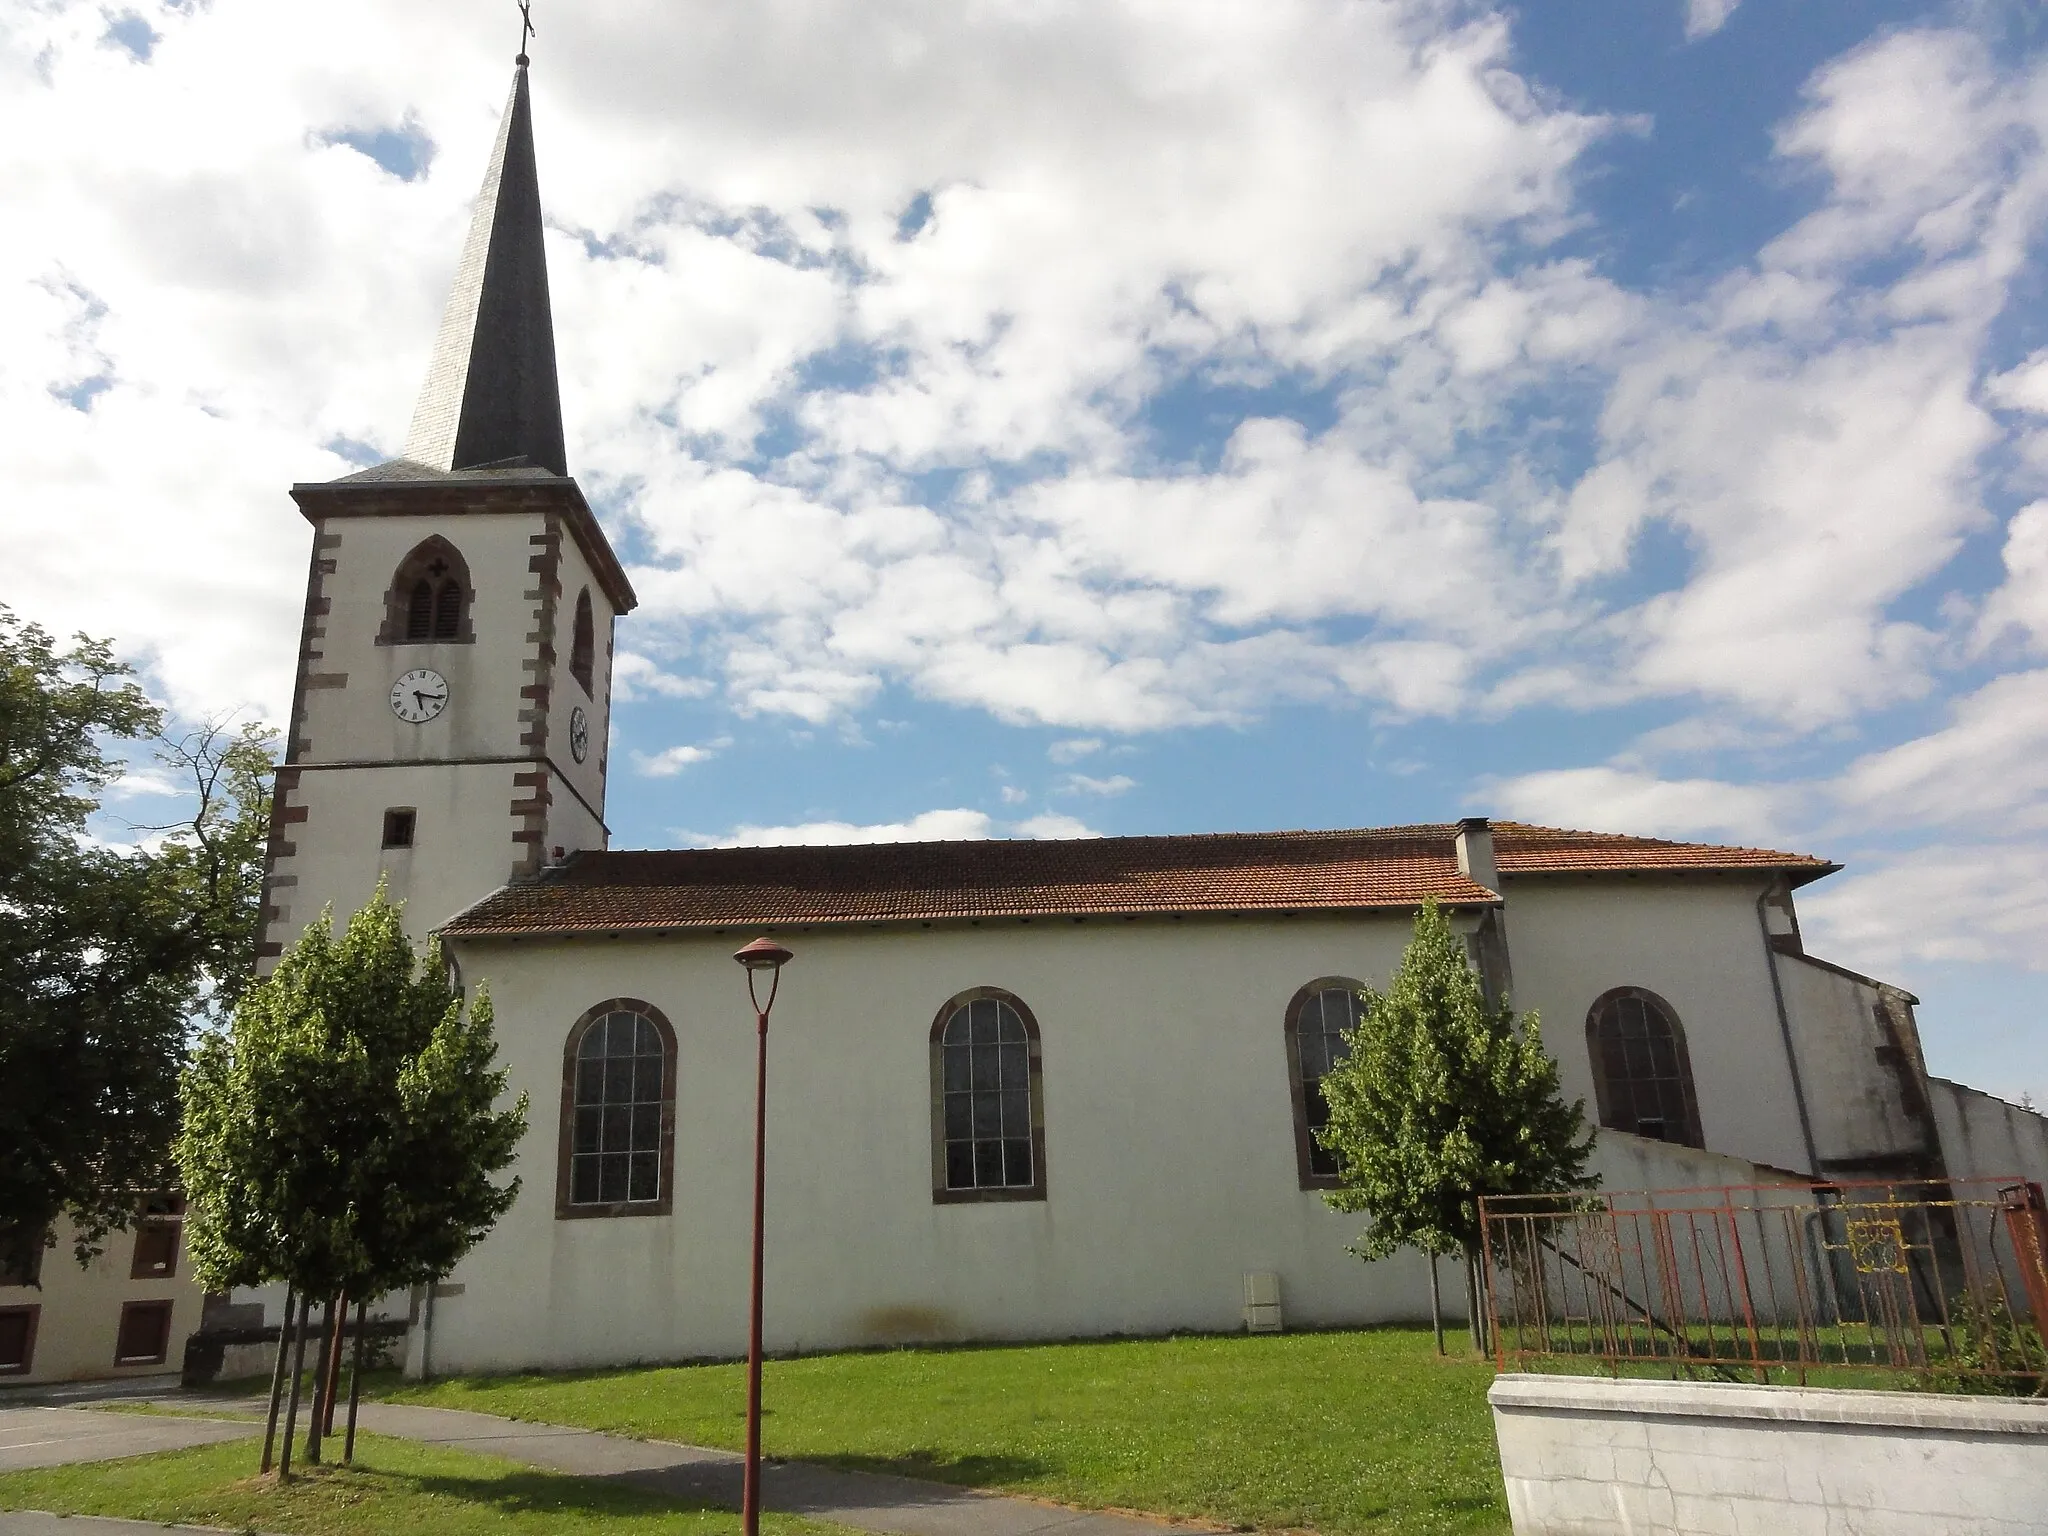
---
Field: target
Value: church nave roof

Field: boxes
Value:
[439,821,1835,939]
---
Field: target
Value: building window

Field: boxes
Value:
[381,808,417,849]
[570,588,595,695]
[379,536,474,646]
[931,988,1047,1203]
[114,1300,173,1366]
[1286,979,1364,1189]
[0,1306,38,1375]
[1586,987,1703,1148]
[129,1196,183,1281]
[557,999,677,1218]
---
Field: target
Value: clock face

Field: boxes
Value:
[390,669,450,724]
[569,705,590,763]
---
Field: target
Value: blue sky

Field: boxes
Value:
[2,0,2044,1107]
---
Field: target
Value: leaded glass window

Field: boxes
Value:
[1587,989,1702,1148]
[939,996,1035,1192]
[570,1008,668,1206]
[1293,985,1361,1182]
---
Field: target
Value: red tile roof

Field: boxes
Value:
[1492,823,1836,880]
[440,823,1835,939]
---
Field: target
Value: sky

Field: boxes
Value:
[1,0,2044,1108]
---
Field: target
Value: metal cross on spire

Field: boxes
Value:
[517,1,535,63]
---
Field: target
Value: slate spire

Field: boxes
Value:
[403,59,567,477]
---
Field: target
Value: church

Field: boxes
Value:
[252,57,2048,1378]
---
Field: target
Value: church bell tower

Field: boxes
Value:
[259,55,636,959]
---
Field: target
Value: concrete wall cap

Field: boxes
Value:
[1489,1373,2048,1438]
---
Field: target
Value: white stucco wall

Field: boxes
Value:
[301,512,546,766]
[1499,875,1813,1175]
[1930,1077,2048,1188]
[272,504,616,951]
[430,914,1446,1372]
[1490,1374,2048,1536]
[545,525,616,835]
[401,869,1855,1374]
[1776,954,1936,1175]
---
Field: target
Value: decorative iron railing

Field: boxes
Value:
[1479,1178,2048,1392]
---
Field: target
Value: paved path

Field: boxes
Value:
[0,1517,243,1536]
[3,1394,1197,1536]
[0,1407,256,1473]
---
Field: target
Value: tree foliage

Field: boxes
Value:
[177,891,528,1302]
[0,607,272,1276]
[1318,898,1597,1262]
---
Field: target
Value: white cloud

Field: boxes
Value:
[1047,738,1103,764]
[694,806,1101,846]
[630,741,727,777]
[1059,773,1137,798]
[612,651,713,702]
[1012,812,1102,840]
[998,783,1029,805]
[1481,766,1794,845]
[1684,0,1741,43]
[1831,670,2048,831]
[1799,841,2048,974]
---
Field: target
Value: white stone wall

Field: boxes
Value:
[1490,1374,2048,1535]
[544,524,616,843]
[427,886,1820,1373]
[1931,1077,2048,1189]
[1499,876,1813,1175]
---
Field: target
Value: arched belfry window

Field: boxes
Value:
[570,588,595,695]
[379,537,474,646]
[557,999,677,1218]
[1286,979,1363,1189]
[930,988,1046,1203]
[1586,987,1703,1148]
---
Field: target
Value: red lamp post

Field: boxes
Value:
[733,935,793,1536]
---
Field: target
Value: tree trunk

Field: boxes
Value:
[343,1298,368,1465]
[304,1296,335,1465]
[278,1293,312,1480]
[259,1286,294,1475]
[1463,1247,1485,1356]
[1427,1253,1444,1355]
[322,1292,348,1434]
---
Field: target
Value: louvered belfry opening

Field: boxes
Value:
[385,537,473,646]
[570,589,594,692]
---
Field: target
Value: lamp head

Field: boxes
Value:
[733,936,793,973]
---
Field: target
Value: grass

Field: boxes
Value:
[0,1430,832,1536]
[379,1326,1509,1536]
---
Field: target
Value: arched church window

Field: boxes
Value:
[1586,987,1703,1148]
[557,999,676,1218]
[1286,979,1363,1189]
[379,537,474,646]
[931,988,1046,1203]
[570,589,594,695]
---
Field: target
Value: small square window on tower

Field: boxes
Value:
[382,808,418,849]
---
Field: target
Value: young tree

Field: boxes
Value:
[1317,897,1596,1352]
[177,890,527,1471]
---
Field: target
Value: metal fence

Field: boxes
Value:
[1479,1178,2048,1391]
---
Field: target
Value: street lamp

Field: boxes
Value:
[733,935,793,1536]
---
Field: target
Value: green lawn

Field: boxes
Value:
[0,1431,829,1536]
[381,1327,1509,1536]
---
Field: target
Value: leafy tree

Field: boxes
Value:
[0,606,273,1279]
[177,891,527,1465]
[0,601,275,1278]
[1317,897,1596,1350]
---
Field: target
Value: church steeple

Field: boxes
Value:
[403,59,567,478]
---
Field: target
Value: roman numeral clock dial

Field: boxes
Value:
[389,668,450,724]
